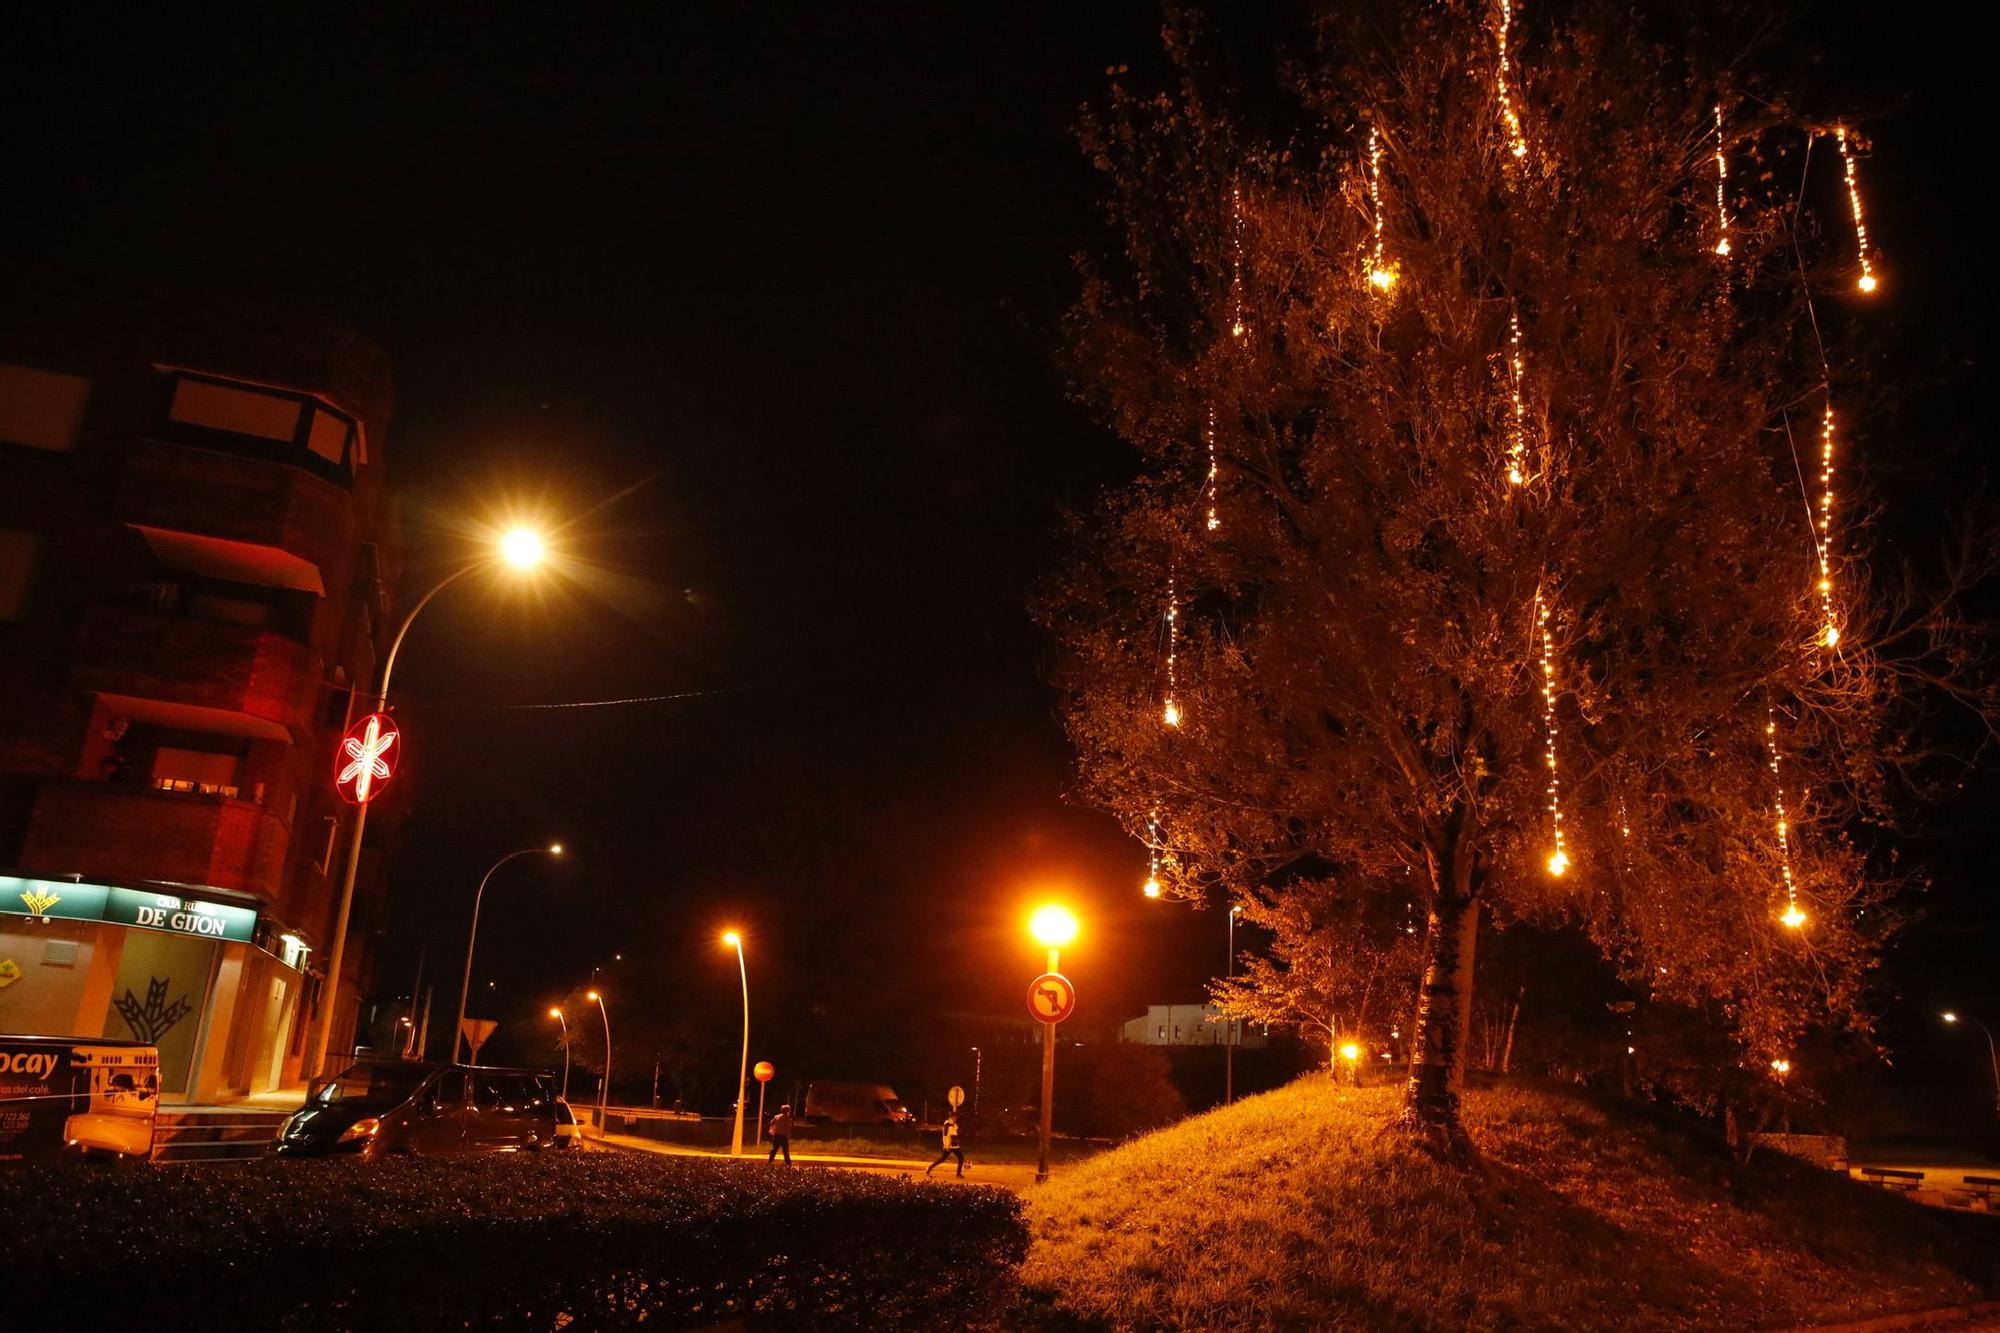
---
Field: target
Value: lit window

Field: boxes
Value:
[151,747,240,798]
[169,378,300,443]
[0,529,40,622]
[0,363,91,453]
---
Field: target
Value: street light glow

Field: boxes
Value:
[1943,1011,1959,1024]
[1029,904,1078,948]
[548,842,564,855]
[587,989,601,1002]
[548,1007,562,1019]
[500,527,546,569]
[1780,903,1808,930]
[1339,1043,1361,1062]
[722,930,742,948]
[1142,876,1162,898]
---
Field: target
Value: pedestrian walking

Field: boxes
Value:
[766,1102,794,1164]
[925,1111,966,1178]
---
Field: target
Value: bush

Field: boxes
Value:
[0,1151,1026,1329]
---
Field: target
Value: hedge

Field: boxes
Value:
[0,1150,1026,1329]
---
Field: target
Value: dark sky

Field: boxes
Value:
[5,5,1993,1099]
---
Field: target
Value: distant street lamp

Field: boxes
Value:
[1226,905,1242,1105]
[548,1008,571,1100]
[307,525,552,1077]
[724,931,750,1156]
[1029,904,1078,1184]
[1941,1012,2000,1114]
[454,844,563,1061]
[587,989,612,1133]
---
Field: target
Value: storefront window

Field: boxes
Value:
[101,931,218,1099]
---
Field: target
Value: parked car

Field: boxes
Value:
[273,1060,560,1158]
[799,1080,915,1126]
[552,1096,584,1149]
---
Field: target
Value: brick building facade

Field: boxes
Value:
[0,284,400,1102]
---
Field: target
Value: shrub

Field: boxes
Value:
[0,1151,1025,1329]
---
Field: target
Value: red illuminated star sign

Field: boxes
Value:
[334,712,400,805]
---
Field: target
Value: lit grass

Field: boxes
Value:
[1019,1078,1999,1330]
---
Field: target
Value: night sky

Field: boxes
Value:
[4,5,1992,1102]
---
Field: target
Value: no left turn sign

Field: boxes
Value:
[1027,972,1077,1024]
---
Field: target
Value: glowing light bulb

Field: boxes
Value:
[1767,708,1804,930]
[1364,125,1398,294]
[1780,904,1807,930]
[1504,311,1530,487]
[1770,1058,1791,1075]
[1814,399,1841,648]
[1162,699,1182,728]
[1162,576,1182,728]
[1536,594,1571,879]
[722,930,741,948]
[1857,273,1877,294]
[1546,849,1569,876]
[1822,624,1840,649]
[1339,1043,1361,1062]
[1029,904,1079,947]
[1228,181,1247,338]
[1143,876,1162,899]
[1369,269,1398,291]
[500,527,546,569]
[1712,104,1731,259]
[1204,402,1220,533]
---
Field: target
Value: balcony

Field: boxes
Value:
[115,438,355,588]
[22,777,290,899]
[71,601,314,741]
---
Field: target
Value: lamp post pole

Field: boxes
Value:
[1945,1013,2000,1115]
[309,559,490,1078]
[549,1008,571,1099]
[1038,942,1059,1183]
[588,990,612,1132]
[453,845,561,1061]
[1225,906,1240,1105]
[726,933,750,1155]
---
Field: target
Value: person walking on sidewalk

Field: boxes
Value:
[925,1112,966,1178]
[766,1103,795,1164]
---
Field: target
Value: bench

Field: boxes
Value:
[1855,1165,1924,1191]
[1962,1174,2000,1207]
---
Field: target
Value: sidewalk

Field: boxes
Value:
[596,1132,1042,1190]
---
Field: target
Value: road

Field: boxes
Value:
[595,1132,1045,1190]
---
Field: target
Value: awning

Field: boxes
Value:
[130,524,325,595]
[94,692,294,744]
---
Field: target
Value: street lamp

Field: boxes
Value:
[587,989,612,1133]
[1226,904,1242,1105]
[1029,904,1078,1184]
[548,1007,570,1100]
[1942,1012,2000,1115]
[724,930,750,1156]
[454,843,563,1062]
[307,525,551,1077]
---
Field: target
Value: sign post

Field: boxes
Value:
[753,1060,775,1147]
[1028,967,1076,1183]
[947,1084,965,1110]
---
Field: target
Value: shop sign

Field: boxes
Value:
[1,876,257,943]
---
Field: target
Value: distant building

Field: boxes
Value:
[0,281,399,1103]
[1120,1002,1269,1049]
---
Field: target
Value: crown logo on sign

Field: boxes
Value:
[19,886,61,917]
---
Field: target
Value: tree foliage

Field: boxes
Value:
[1040,2,1980,1139]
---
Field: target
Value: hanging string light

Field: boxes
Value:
[1537,593,1569,876]
[1366,125,1397,291]
[1143,810,1164,897]
[1229,182,1247,337]
[1505,309,1530,486]
[1814,397,1841,649]
[1494,0,1529,160]
[1712,103,1731,257]
[1203,403,1220,532]
[1767,711,1806,929]
[1162,573,1183,728]
[1835,127,1878,293]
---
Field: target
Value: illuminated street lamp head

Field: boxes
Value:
[500,527,546,569]
[548,842,564,856]
[1029,904,1079,948]
[1339,1043,1361,1063]
[1857,273,1878,294]
[722,930,742,949]
[1942,1011,1959,1024]
[586,989,601,1003]
[548,1007,562,1020]
[1546,849,1570,877]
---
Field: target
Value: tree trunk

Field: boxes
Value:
[1401,890,1479,1142]
[1499,987,1523,1075]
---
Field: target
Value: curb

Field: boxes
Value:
[1798,1301,2000,1331]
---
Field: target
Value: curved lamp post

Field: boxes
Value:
[548,1007,571,1100]
[307,526,550,1077]
[453,843,563,1061]
[724,931,749,1155]
[587,989,612,1132]
[1942,1012,2000,1115]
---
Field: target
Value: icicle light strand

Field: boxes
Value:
[1495,0,1529,159]
[1505,310,1529,487]
[1712,104,1731,257]
[1162,574,1182,728]
[1204,402,1220,532]
[1144,810,1163,897]
[1538,594,1569,876]
[1815,398,1841,649]
[1767,712,1806,929]
[1366,125,1396,290]
[1835,128,1878,293]
[1229,183,1247,337]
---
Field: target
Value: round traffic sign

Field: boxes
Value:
[947,1085,965,1109]
[753,1061,775,1083]
[1028,972,1077,1024]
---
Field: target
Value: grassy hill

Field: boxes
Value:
[1017,1078,1998,1330]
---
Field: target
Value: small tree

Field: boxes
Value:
[1042,4,1982,1146]
[1210,881,1422,1080]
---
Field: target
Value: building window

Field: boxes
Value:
[0,528,41,622]
[150,746,241,799]
[168,378,301,443]
[0,362,91,453]
[158,373,358,485]
[1157,1024,1167,1040]
[305,406,351,465]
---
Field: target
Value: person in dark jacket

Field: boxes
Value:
[766,1103,795,1164]
[925,1112,966,1178]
